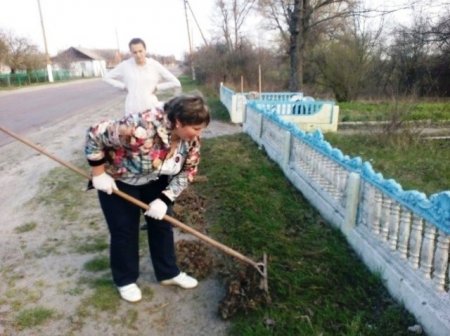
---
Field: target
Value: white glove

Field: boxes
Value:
[145,198,168,220]
[92,172,118,195]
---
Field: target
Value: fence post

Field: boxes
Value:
[331,104,340,131]
[235,94,247,124]
[283,130,291,168]
[343,172,361,233]
[257,113,263,144]
[231,94,237,121]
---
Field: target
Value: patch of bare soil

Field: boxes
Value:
[0,98,243,336]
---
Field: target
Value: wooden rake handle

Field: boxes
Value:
[0,125,265,277]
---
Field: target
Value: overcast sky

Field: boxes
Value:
[0,0,214,59]
[0,0,447,60]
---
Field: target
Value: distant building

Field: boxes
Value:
[51,47,107,77]
[90,49,122,69]
[51,46,181,78]
[0,63,11,74]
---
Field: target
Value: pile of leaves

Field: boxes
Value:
[173,184,272,319]
[173,186,207,233]
[175,239,214,280]
[218,264,272,320]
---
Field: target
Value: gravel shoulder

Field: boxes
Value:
[0,98,242,336]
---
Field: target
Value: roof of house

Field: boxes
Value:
[71,46,103,60]
[51,47,126,69]
[52,46,104,62]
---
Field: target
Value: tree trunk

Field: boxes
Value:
[297,38,304,91]
[288,0,301,91]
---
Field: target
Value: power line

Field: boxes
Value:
[183,0,196,80]
[185,0,209,46]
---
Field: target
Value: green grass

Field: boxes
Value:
[15,307,56,329]
[194,133,418,335]
[179,75,199,92]
[339,100,450,122]
[12,79,434,334]
[71,235,109,254]
[78,277,120,316]
[324,133,450,195]
[14,221,38,233]
[83,256,109,272]
[207,97,231,121]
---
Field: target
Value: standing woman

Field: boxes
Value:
[104,37,181,115]
[85,94,210,302]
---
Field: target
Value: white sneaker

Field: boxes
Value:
[160,272,198,289]
[117,283,142,302]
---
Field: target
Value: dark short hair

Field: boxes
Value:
[128,38,146,50]
[165,93,210,127]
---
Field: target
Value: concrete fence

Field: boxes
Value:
[227,97,450,336]
[220,83,339,132]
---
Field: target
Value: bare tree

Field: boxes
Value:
[258,0,360,91]
[409,8,450,50]
[2,30,45,73]
[23,52,47,72]
[215,0,257,51]
[0,31,8,63]
[385,12,448,96]
[217,0,233,50]
[433,12,450,48]
[312,8,384,101]
[313,35,373,101]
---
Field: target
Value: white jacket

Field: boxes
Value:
[104,57,181,115]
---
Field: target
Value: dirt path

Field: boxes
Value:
[0,98,242,335]
[337,120,450,138]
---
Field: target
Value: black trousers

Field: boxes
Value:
[97,176,179,287]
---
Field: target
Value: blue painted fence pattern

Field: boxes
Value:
[217,81,450,334]
[244,92,304,101]
[253,100,328,116]
[242,100,450,335]
[247,100,450,234]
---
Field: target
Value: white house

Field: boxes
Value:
[52,47,107,77]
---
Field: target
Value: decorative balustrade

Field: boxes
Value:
[254,100,325,115]
[244,91,304,101]
[220,83,339,131]
[219,84,234,113]
[240,99,450,336]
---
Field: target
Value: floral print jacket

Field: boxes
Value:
[84,107,201,201]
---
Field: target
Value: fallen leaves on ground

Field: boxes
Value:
[175,240,214,280]
[218,264,272,320]
[174,185,272,320]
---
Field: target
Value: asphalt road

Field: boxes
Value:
[0,78,124,147]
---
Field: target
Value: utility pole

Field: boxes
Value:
[37,0,53,82]
[114,27,122,63]
[185,0,208,46]
[183,0,195,80]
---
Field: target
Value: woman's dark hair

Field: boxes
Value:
[165,93,210,127]
[128,38,146,50]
